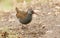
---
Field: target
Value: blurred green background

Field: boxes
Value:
[0,0,31,10]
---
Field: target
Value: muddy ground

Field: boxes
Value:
[0,0,60,38]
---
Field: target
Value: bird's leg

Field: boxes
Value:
[21,24,26,29]
[21,24,24,29]
[21,24,28,30]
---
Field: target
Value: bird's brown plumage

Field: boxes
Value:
[16,7,28,20]
[16,7,35,24]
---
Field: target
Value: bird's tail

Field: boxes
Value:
[15,7,19,13]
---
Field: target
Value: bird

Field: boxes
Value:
[16,7,38,24]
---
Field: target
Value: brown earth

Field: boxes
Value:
[0,0,60,38]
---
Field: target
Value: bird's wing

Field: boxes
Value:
[16,7,28,19]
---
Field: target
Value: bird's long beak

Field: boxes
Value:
[34,12,39,15]
[33,11,39,15]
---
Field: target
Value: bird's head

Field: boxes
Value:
[27,8,39,15]
[27,8,34,15]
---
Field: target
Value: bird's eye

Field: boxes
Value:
[31,11,34,14]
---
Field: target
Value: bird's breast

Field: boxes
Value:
[19,14,32,24]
